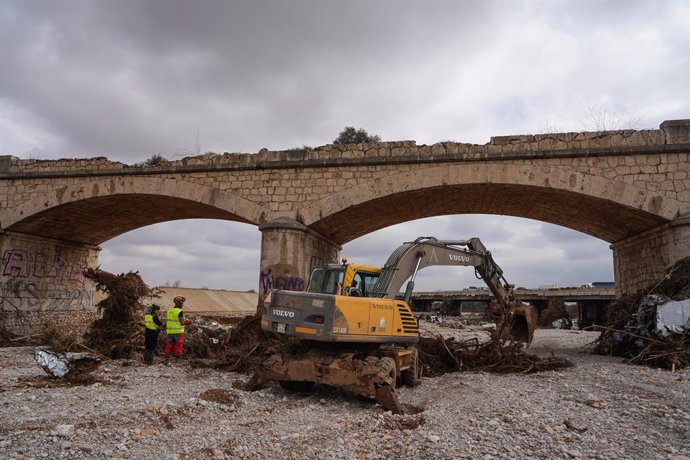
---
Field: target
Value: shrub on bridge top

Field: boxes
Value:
[333,127,381,145]
[138,154,170,167]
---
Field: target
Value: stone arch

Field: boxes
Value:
[300,163,681,244]
[3,177,268,245]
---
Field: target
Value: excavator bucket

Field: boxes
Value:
[504,303,538,345]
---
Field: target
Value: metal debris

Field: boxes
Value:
[34,348,100,381]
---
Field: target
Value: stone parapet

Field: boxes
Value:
[2,120,688,177]
[660,119,690,144]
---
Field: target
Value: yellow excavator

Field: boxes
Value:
[247,237,537,413]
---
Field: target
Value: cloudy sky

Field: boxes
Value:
[2,0,688,292]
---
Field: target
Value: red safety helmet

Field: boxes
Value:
[173,296,186,305]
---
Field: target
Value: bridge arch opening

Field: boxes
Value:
[3,176,268,245]
[340,214,613,293]
[304,163,675,244]
[100,219,261,290]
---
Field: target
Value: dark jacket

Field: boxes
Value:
[144,314,163,350]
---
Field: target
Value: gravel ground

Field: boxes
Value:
[0,328,688,460]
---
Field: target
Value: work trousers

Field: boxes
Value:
[164,333,185,358]
[143,329,160,365]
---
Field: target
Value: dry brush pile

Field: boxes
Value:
[417,315,573,377]
[82,268,151,359]
[590,257,690,370]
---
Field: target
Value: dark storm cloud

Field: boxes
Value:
[0,0,492,160]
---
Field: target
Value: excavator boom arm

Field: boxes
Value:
[370,236,535,343]
[371,237,513,305]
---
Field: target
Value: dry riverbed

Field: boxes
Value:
[0,329,688,459]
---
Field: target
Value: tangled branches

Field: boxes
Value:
[590,257,690,370]
[418,316,572,377]
[82,268,150,358]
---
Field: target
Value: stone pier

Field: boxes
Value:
[258,218,341,307]
[611,216,690,296]
[0,231,100,335]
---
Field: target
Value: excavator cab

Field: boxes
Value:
[306,261,382,297]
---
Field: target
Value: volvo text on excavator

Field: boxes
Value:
[247,237,537,413]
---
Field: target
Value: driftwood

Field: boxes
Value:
[418,314,573,377]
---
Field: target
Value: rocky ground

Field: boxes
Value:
[0,327,688,460]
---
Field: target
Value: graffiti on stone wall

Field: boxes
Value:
[3,249,85,284]
[0,278,93,312]
[309,256,328,274]
[1,247,93,312]
[260,268,305,295]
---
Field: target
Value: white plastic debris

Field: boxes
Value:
[552,318,571,329]
[34,348,100,379]
[55,424,75,437]
[35,348,71,378]
[657,299,690,335]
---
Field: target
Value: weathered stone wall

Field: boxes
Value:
[0,124,674,175]
[2,310,100,339]
[1,122,688,214]
[0,231,100,336]
[612,217,690,296]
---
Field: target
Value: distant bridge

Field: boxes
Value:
[411,286,615,327]
[412,286,615,305]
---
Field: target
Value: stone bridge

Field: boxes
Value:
[1,119,689,333]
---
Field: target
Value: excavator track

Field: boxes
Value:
[243,348,404,414]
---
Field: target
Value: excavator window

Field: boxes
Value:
[307,267,381,297]
[350,280,362,296]
[354,272,380,297]
[306,268,344,294]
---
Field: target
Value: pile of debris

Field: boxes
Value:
[417,315,573,376]
[34,348,101,384]
[539,298,573,330]
[590,258,690,369]
[183,303,565,378]
[186,315,295,372]
[16,267,574,385]
[82,268,151,359]
[78,268,285,370]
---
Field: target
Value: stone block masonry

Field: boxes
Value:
[0,120,689,335]
[0,231,100,336]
